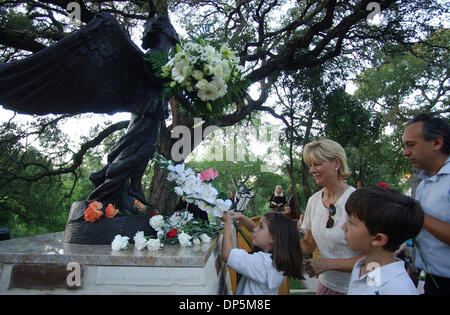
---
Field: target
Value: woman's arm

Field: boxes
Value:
[300,230,317,255]
[304,255,363,277]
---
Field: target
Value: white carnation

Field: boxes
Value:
[133,231,148,251]
[178,231,192,247]
[200,233,212,243]
[147,238,163,251]
[149,215,165,232]
[111,235,129,251]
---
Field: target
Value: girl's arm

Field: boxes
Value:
[231,211,257,233]
[221,211,234,263]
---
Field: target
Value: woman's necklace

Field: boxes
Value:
[322,184,348,207]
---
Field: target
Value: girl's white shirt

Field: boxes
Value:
[227,248,284,295]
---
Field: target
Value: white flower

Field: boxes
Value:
[192,70,204,80]
[157,230,165,239]
[195,199,214,214]
[200,183,218,204]
[167,171,178,182]
[212,76,227,98]
[213,63,224,77]
[111,235,129,251]
[182,65,193,78]
[195,79,209,90]
[203,64,213,76]
[200,233,212,243]
[133,231,148,251]
[174,186,184,196]
[220,60,232,79]
[167,164,175,172]
[182,175,202,195]
[172,61,188,83]
[178,231,192,247]
[212,198,232,217]
[197,83,220,101]
[184,168,196,178]
[147,238,163,251]
[174,163,186,175]
[149,215,165,232]
[193,238,201,245]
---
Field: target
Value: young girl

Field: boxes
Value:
[222,211,304,295]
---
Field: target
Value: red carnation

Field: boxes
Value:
[166,229,178,239]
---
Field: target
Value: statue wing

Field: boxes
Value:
[0,13,166,118]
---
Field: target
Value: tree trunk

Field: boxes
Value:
[286,164,301,214]
[148,121,178,215]
[300,158,312,198]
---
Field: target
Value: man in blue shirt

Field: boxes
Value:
[402,113,450,295]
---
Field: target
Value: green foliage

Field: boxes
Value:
[179,218,222,241]
[354,28,450,123]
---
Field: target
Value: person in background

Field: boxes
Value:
[287,185,300,220]
[402,113,450,295]
[269,185,286,212]
[230,190,239,211]
[356,179,364,189]
[343,187,424,295]
[300,138,362,295]
[284,204,299,221]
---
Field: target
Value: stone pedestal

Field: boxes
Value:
[0,232,231,295]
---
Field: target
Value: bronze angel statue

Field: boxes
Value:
[0,12,179,244]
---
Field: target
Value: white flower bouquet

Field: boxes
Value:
[148,38,248,117]
[153,153,232,217]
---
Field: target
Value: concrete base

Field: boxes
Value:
[0,231,231,295]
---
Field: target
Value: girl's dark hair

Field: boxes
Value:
[263,211,304,280]
[345,187,424,252]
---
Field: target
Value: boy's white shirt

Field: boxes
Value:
[227,248,284,295]
[347,257,419,295]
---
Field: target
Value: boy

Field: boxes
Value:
[342,187,424,295]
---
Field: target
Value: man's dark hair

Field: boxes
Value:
[345,187,424,252]
[407,113,450,154]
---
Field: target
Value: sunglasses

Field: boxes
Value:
[326,204,336,228]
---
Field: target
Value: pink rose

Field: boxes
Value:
[200,168,219,182]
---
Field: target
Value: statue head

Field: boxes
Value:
[142,16,179,51]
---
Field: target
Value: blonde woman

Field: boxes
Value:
[300,139,361,295]
[269,185,286,212]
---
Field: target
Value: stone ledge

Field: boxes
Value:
[0,232,217,267]
[0,231,232,295]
